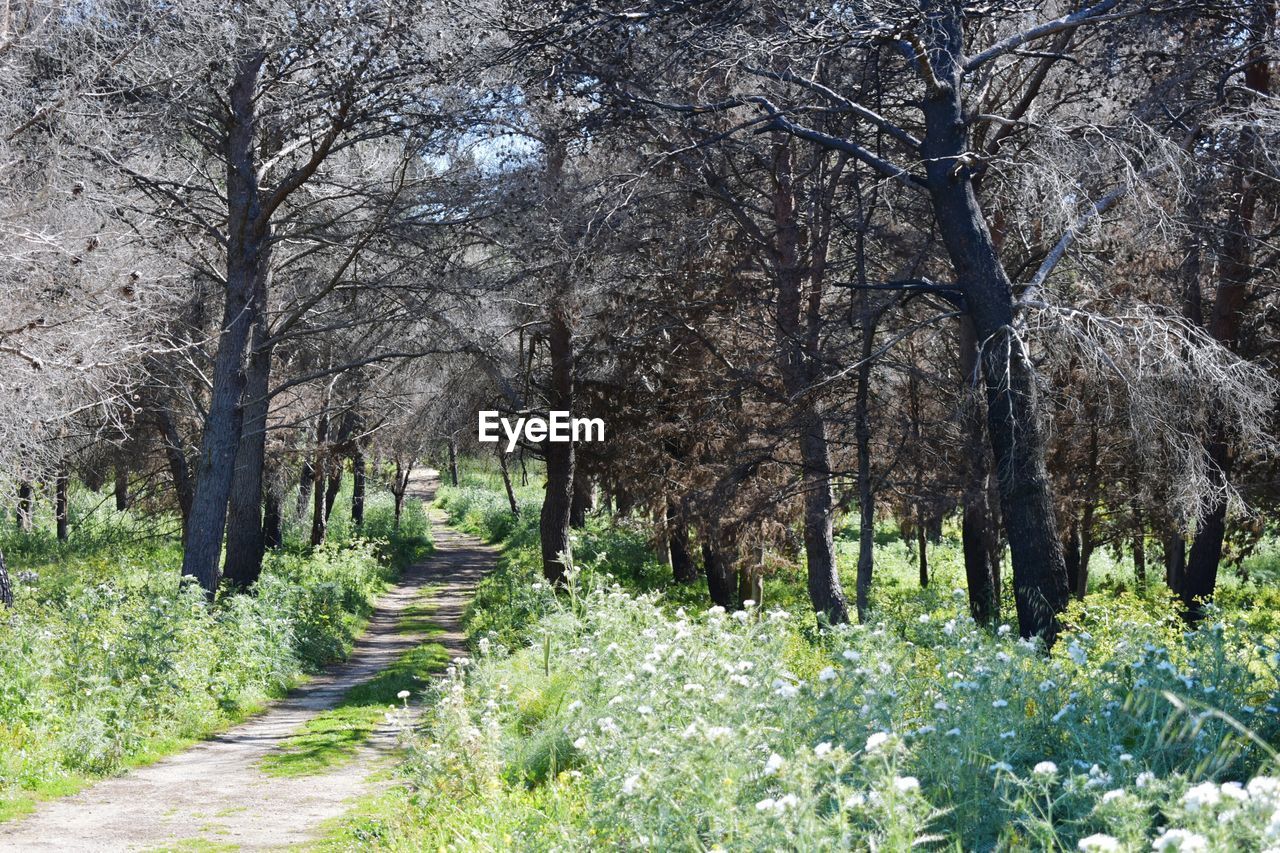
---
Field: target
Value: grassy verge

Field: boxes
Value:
[0,488,431,821]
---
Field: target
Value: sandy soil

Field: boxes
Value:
[0,469,492,852]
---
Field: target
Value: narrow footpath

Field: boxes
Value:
[0,469,493,851]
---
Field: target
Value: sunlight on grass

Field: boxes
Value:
[259,641,449,778]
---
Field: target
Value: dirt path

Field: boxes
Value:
[0,470,492,852]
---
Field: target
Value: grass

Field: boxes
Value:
[259,593,452,779]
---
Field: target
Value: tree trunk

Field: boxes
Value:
[1181,9,1269,615]
[855,316,876,622]
[262,484,282,550]
[569,469,592,528]
[668,500,697,583]
[447,435,459,486]
[0,548,11,608]
[959,318,998,624]
[351,445,366,527]
[16,482,33,533]
[295,460,314,521]
[180,52,270,596]
[772,137,850,626]
[223,317,273,588]
[539,306,575,584]
[324,465,342,523]
[920,17,1068,642]
[55,471,69,541]
[113,464,129,511]
[497,447,519,516]
[917,520,928,588]
[155,405,193,540]
[1131,501,1147,590]
[311,457,328,547]
[702,534,736,608]
[1164,530,1186,592]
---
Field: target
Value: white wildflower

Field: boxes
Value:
[892,776,920,794]
[1077,833,1121,852]
[1152,829,1209,852]
[1181,781,1222,813]
[763,753,785,776]
[814,742,833,757]
[818,667,837,682]
[1033,761,1058,779]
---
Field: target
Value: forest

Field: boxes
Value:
[0,0,1279,849]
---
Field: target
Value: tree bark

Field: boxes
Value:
[223,309,273,588]
[855,315,876,622]
[295,460,314,522]
[668,500,698,583]
[113,464,129,511]
[771,139,849,626]
[1164,530,1186,592]
[262,483,283,550]
[351,445,366,527]
[55,470,69,542]
[569,469,592,528]
[16,481,33,533]
[180,51,270,596]
[959,318,998,624]
[447,435,459,486]
[497,446,519,516]
[920,11,1068,642]
[324,464,342,523]
[1132,502,1146,590]
[702,533,736,608]
[539,306,575,584]
[155,405,194,540]
[0,548,11,608]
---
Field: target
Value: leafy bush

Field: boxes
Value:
[380,574,1280,850]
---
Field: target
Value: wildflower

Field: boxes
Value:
[774,681,799,699]
[999,730,1016,739]
[1219,781,1249,803]
[989,762,1013,773]
[1152,829,1208,852]
[1039,679,1057,692]
[943,619,957,636]
[865,732,891,753]
[818,667,837,682]
[997,624,1012,636]
[732,610,749,624]
[842,649,861,662]
[933,700,949,711]
[996,652,1011,663]
[567,700,583,712]
[1077,833,1121,852]
[622,774,642,795]
[707,606,726,616]
[763,753,785,776]
[1033,761,1058,779]
[1101,789,1126,804]
[844,792,867,809]
[992,699,1008,708]
[1067,641,1087,666]
[755,797,776,812]
[814,742,833,757]
[775,793,798,811]
[636,705,653,716]
[1181,782,1221,812]
[683,682,704,693]
[706,726,732,742]
[945,728,961,737]
[892,776,920,794]
[396,690,411,700]
[918,614,930,623]
[598,717,619,735]
[1119,753,1133,763]
[1136,771,1156,789]
[1247,777,1280,802]
[477,638,491,656]
[573,736,588,749]
[742,599,756,609]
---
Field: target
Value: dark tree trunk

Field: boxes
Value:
[156,405,194,540]
[113,464,129,511]
[262,484,283,550]
[668,500,697,583]
[295,460,314,521]
[702,535,736,609]
[351,445,366,527]
[917,521,929,588]
[959,318,998,624]
[569,469,592,528]
[0,548,10,608]
[55,471,69,542]
[920,13,1068,642]
[311,458,328,547]
[737,561,763,609]
[497,447,519,516]
[1181,10,1269,615]
[615,487,633,517]
[772,138,850,626]
[391,460,413,530]
[324,465,342,523]
[539,307,575,584]
[1164,530,1186,592]
[181,52,270,596]
[16,482,33,533]
[1131,500,1147,590]
[1063,523,1082,598]
[855,316,876,621]
[223,316,273,589]
[447,435,459,486]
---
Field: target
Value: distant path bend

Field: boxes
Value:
[0,468,493,852]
